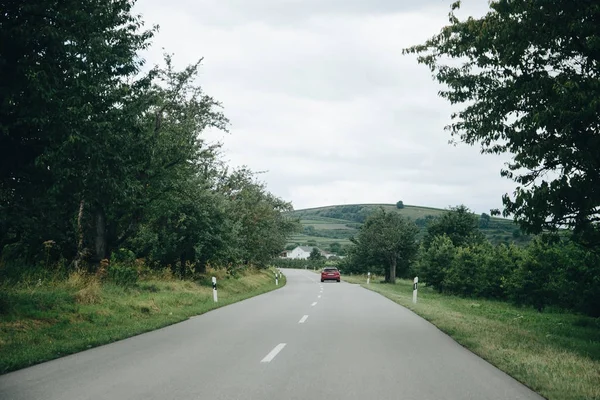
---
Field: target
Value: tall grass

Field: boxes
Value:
[0,267,283,374]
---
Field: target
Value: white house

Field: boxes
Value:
[285,246,313,260]
[282,246,339,260]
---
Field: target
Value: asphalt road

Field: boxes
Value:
[0,268,544,400]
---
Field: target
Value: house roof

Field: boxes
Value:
[297,246,314,252]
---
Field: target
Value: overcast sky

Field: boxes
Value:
[134,0,514,214]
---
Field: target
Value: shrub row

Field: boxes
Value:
[418,235,600,317]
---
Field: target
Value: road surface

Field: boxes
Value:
[0,268,543,400]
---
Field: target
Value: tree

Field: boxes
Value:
[218,168,300,267]
[308,247,323,261]
[329,242,342,254]
[423,205,484,250]
[0,0,155,264]
[122,55,229,274]
[404,1,600,247]
[351,208,419,283]
[479,213,491,229]
[396,201,405,209]
[0,0,303,280]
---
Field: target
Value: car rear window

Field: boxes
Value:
[324,268,338,272]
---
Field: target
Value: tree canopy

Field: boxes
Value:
[423,205,484,250]
[404,1,600,247]
[309,248,323,261]
[0,0,300,277]
[350,208,419,283]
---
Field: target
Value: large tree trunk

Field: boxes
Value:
[388,256,397,283]
[95,206,107,262]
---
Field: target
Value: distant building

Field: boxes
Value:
[285,246,314,260]
[281,246,338,260]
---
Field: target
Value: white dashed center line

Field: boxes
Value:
[298,315,309,323]
[311,302,318,306]
[261,343,287,363]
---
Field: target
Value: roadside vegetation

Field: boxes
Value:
[0,0,297,374]
[331,2,600,399]
[0,266,284,374]
[343,275,600,400]
[341,205,600,316]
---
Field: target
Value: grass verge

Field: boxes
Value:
[343,274,600,400]
[0,267,284,374]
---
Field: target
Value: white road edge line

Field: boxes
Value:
[311,301,318,306]
[298,315,309,323]
[261,343,287,363]
[318,295,321,298]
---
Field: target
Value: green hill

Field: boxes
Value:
[284,203,531,252]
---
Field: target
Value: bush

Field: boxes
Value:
[111,248,136,266]
[396,201,404,209]
[417,234,455,292]
[506,238,600,316]
[107,264,138,287]
[475,243,523,299]
[416,229,600,316]
[443,244,489,297]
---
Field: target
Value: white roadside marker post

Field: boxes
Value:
[367,272,371,284]
[275,272,279,286]
[413,276,418,304]
[212,277,218,303]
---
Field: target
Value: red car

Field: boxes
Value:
[321,267,340,282]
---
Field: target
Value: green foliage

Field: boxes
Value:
[479,213,491,229]
[405,1,600,247]
[423,205,484,249]
[218,168,300,268]
[270,258,322,270]
[507,238,600,315]
[349,208,419,283]
[420,232,600,317]
[443,243,493,297]
[107,265,138,287]
[0,0,155,263]
[308,247,323,261]
[111,249,136,266]
[396,201,404,209]
[294,204,372,223]
[480,244,523,300]
[0,2,299,277]
[329,242,343,255]
[286,204,531,248]
[0,268,281,374]
[352,278,600,400]
[417,235,455,292]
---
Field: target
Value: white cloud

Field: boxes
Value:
[134,0,515,214]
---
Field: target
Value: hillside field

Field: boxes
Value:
[284,203,530,251]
